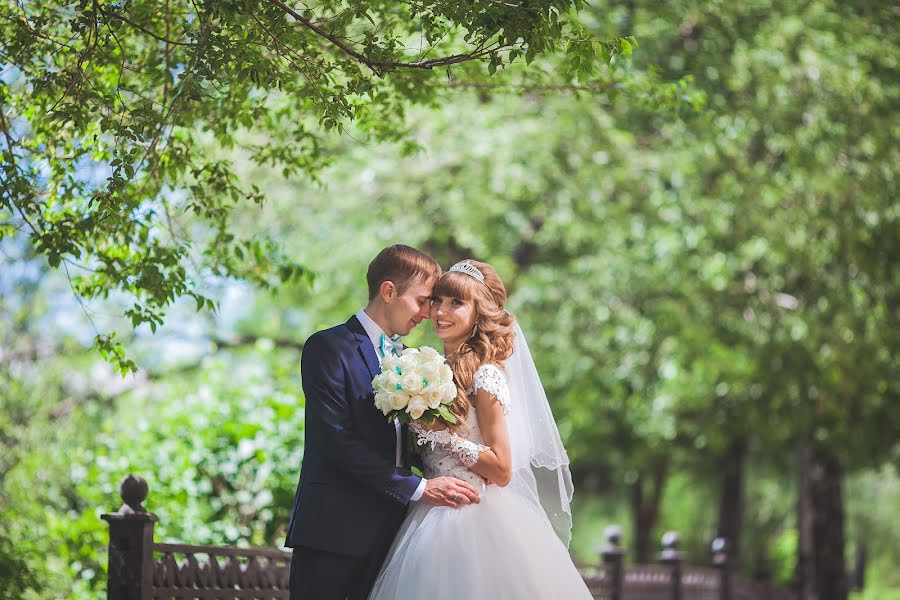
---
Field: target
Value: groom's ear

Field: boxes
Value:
[379,280,397,303]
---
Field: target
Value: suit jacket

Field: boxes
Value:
[285,315,422,557]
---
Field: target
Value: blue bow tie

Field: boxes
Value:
[379,333,402,358]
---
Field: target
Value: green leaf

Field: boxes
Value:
[438,405,457,424]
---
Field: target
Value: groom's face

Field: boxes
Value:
[384,276,436,337]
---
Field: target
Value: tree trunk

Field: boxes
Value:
[716,437,746,570]
[630,460,668,563]
[850,542,866,591]
[796,445,848,600]
[797,446,814,599]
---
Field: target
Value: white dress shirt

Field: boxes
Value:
[355,308,427,502]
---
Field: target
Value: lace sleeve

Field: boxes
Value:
[410,424,488,467]
[469,364,510,414]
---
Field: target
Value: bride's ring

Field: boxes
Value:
[452,493,459,502]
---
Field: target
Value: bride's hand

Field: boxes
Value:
[420,476,480,508]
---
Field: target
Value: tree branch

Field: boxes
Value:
[445,80,617,95]
[268,0,497,73]
[0,107,17,166]
[0,108,42,236]
[100,8,196,46]
[47,11,100,113]
[212,334,306,352]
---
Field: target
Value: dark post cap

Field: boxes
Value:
[660,531,683,563]
[601,525,625,557]
[119,474,149,514]
[605,525,622,546]
[711,537,729,566]
[101,473,158,523]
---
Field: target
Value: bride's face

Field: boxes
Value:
[430,295,477,343]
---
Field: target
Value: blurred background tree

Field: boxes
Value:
[1,1,897,599]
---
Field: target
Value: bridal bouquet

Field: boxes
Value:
[373,346,458,424]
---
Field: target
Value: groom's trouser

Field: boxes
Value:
[289,514,403,600]
[289,546,363,600]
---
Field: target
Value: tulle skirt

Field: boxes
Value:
[369,485,593,600]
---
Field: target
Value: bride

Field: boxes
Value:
[369,260,593,600]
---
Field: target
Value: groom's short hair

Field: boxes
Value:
[367,245,441,300]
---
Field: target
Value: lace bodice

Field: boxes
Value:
[417,364,509,488]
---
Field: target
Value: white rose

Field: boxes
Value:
[440,382,458,404]
[372,373,386,392]
[423,386,443,409]
[439,364,454,384]
[397,354,418,374]
[374,391,391,415]
[389,392,409,411]
[418,361,441,384]
[400,372,424,394]
[379,370,401,393]
[400,347,418,357]
[373,374,392,394]
[418,346,440,360]
[406,395,428,420]
[381,355,400,373]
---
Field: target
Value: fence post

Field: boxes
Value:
[659,531,683,600]
[712,537,731,600]
[601,525,625,600]
[101,474,157,600]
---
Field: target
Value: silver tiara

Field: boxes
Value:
[448,260,485,283]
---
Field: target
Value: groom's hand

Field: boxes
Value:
[421,477,480,509]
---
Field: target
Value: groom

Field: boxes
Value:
[285,244,481,600]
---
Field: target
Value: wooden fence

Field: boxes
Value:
[578,529,795,600]
[102,474,794,600]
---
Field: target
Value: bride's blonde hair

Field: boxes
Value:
[433,260,516,425]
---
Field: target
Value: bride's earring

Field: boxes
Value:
[471,323,478,338]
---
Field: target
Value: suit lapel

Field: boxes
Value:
[346,315,381,381]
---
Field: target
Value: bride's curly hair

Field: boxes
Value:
[433,260,516,425]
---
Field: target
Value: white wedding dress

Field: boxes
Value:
[369,363,593,600]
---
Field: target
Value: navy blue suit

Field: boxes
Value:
[285,315,422,600]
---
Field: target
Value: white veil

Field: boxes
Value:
[503,321,575,546]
